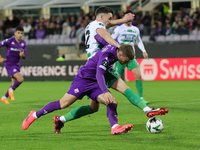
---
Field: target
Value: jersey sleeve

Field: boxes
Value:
[0,39,10,48]
[96,53,114,93]
[0,39,11,55]
[111,26,120,40]
[135,28,146,53]
[94,34,107,45]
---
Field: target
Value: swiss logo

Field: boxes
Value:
[140,59,158,80]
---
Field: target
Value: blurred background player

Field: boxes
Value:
[112,10,149,104]
[0,26,26,104]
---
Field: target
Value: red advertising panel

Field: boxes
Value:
[125,58,200,81]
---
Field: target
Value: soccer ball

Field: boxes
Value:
[146,117,164,134]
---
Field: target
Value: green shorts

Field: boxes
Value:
[105,68,121,88]
[115,58,139,75]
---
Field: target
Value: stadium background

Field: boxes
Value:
[0,0,200,81]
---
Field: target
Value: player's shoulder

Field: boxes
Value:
[131,25,140,31]
[93,20,105,28]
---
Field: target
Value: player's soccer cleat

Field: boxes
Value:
[22,111,36,130]
[53,116,64,134]
[111,124,133,135]
[8,88,15,101]
[146,108,169,118]
[1,96,10,104]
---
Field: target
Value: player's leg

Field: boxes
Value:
[54,99,99,134]
[1,65,18,103]
[105,68,149,111]
[131,67,149,104]
[111,78,168,117]
[22,93,78,130]
[8,72,24,101]
[59,99,99,123]
[127,58,149,104]
[111,78,150,111]
[97,93,133,135]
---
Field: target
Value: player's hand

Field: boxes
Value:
[103,92,116,104]
[0,57,6,63]
[19,50,24,57]
[143,52,149,59]
[122,13,135,22]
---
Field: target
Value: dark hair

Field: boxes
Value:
[95,6,114,16]
[118,44,134,60]
[15,26,24,32]
[123,10,134,16]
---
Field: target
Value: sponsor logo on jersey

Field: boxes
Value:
[99,23,104,27]
[102,60,108,66]
[74,88,79,93]
[10,48,23,52]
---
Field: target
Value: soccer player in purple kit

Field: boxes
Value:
[22,43,135,135]
[0,26,26,104]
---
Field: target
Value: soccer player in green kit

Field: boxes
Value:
[111,10,149,104]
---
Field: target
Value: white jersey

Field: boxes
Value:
[85,20,106,58]
[111,24,146,57]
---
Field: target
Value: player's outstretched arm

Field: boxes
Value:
[107,13,135,28]
[96,28,120,48]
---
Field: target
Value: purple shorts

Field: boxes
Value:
[67,76,103,102]
[5,63,20,78]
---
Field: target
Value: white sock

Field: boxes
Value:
[33,112,38,118]
[10,88,14,92]
[111,124,118,129]
[3,96,7,99]
[143,107,151,112]
[59,116,66,123]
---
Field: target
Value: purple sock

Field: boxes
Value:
[107,103,118,127]
[5,91,9,97]
[11,80,22,90]
[36,100,61,118]
[5,86,12,97]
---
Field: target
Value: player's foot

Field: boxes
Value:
[8,88,15,101]
[1,96,10,104]
[22,111,36,130]
[146,108,169,118]
[53,116,64,134]
[111,124,133,135]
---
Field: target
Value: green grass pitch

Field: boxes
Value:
[0,80,199,150]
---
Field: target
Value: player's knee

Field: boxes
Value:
[90,105,99,112]
[113,100,118,105]
[92,107,99,112]
[135,75,142,80]
[18,77,24,83]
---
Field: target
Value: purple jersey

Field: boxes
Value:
[77,41,118,93]
[0,37,27,65]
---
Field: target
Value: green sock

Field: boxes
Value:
[136,80,143,98]
[124,88,147,110]
[64,105,94,122]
